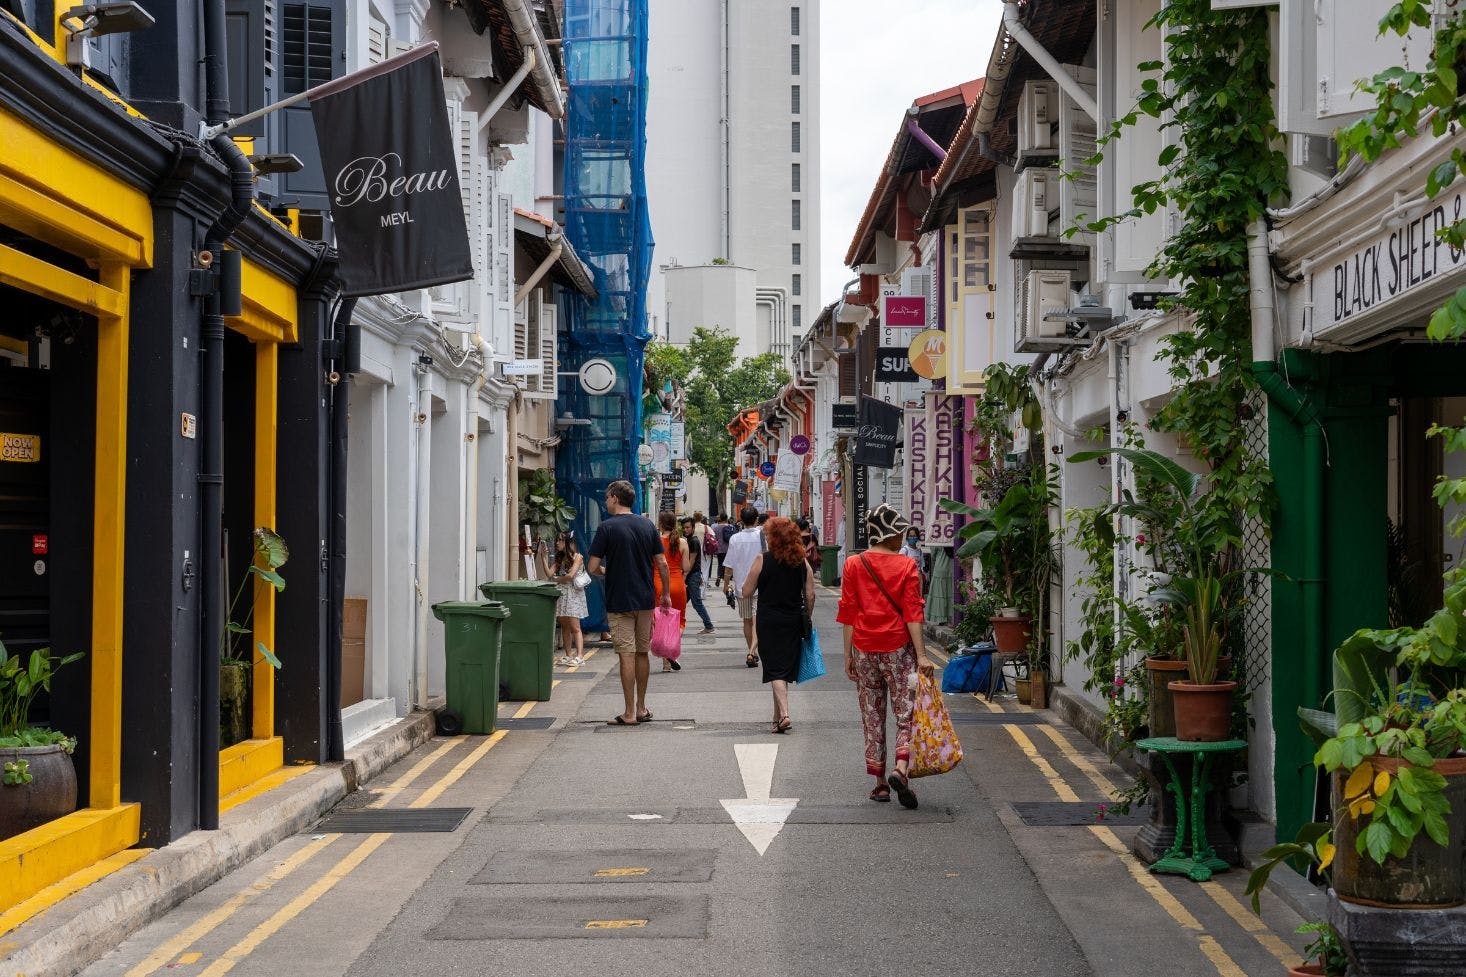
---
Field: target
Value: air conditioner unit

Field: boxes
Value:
[1058,78,1098,238]
[1012,168,1055,240]
[1017,80,1059,158]
[1014,270,1079,353]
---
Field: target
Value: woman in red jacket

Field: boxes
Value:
[836,504,934,808]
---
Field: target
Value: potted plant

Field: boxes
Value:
[520,468,577,546]
[220,527,288,747]
[0,639,84,840]
[1069,445,1261,741]
[1244,823,1347,976]
[1309,584,1466,908]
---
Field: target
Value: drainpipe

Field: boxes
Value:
[199,0,255,832]
[905,110,947,162]
[1001,1,1099,123]
[411,363,433,710]
[501,0,565,119]
[324,296,356,762]
[719,0,731,258]
[480,47,538,134]
[1247,218,1325,720]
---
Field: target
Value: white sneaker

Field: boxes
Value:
[570,656,585,667]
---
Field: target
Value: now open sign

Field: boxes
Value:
[1,432,40,463]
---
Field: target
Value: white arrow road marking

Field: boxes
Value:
[720,743,798,855]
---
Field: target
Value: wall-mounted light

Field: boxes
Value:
[249,153,304,176]
[61,2,155,68]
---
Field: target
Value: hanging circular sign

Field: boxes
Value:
[907,329,948,380]
[759,461,776,478]
[789,434,810,455]
[578,358,617,395]
[637,444,654,466]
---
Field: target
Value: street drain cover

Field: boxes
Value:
[472,849,717,884]
[495,716,555,730]
[314,807,472,833]
[1012,801,1149,827]
[426,895,709,940]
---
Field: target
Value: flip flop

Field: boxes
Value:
[887,772,918,810]
[606,716,638,726]
[637,710,653,722]
[745,654,759,668]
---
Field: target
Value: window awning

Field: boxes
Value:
[513,208,598,300]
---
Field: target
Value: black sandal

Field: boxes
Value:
[869,785,891,803]
[606,715,638,726]
[745,654,759,668]
[887,772,918,810]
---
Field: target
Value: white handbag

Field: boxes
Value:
[573,569,593,590]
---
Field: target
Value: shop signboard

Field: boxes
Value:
[904,409,929,539]
[881,294,926,327]
[852,396,902,469]
[831,402,859,430]
[926,394,958,545]
[875,347,919,383]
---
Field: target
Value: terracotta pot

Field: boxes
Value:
[220,661,251,747]
[1332,754,1466,909]
[1286,966,1324,977]
[1168,680,1238,742]
[990,614,1032,654]
[1016,677,1032,705]
[0,744,78,841]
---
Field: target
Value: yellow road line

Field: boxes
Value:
[999,718,1254,977]
[1201,881,1299,967]
[122,835,340,977]
[176,952,202,965]
[182,732,508,976]
[1000,725,1081,803]
[511,700,537,720]
[366,737,459,804]
[409,731,506,808]
[1035,724,1122,797]
[1197,935,1250,977]
[1089,825,1204,931]
[195,834,389,977]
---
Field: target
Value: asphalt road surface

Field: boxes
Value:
[77,581,1308,977]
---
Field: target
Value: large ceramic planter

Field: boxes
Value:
[1286,966,1323,977]
[990,614,1032,654]
[1146,658,1188,738]
[220,661,251,747]
[0,743,78,841]
[1332,755,1466,909]
[1168,680,1238,742]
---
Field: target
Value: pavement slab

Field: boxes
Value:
[69,586,1310,977]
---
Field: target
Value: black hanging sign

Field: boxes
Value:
[874,346,918,383]
[831,402,859,430]
[851,463,870,551]
[852,395,902,469]
[309,44,474,296]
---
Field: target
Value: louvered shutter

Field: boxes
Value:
[276,0,338,210]
[529,301,558,399]
[366,17,387,64]
[1059,68,1098,239]
[494,191,514,356]
[514,295,531,381]
[838,353,856,399]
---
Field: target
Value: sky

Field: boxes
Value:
[819,0,1003,306]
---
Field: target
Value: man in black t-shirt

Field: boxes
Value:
[587,480,671,726]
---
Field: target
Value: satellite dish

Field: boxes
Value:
[578,358,616,395]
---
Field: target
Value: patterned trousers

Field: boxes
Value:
[852,644,917,777]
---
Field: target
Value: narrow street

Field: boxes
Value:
[78,591,1305,977]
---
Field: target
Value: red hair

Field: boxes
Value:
[765,516,805,567]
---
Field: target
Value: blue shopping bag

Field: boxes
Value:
[795,628,826,684]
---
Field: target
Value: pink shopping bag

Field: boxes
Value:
[650,606,682,661]
[909,671,963,777]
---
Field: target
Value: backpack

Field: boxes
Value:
[704,526,720,555]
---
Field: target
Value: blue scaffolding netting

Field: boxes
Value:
[557,0,654,631]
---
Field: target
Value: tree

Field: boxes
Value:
[644,326,790,502]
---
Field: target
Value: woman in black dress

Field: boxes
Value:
[740,515,816,733]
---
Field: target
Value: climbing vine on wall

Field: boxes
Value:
[1076,0,1286,665]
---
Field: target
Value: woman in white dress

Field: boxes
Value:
[539,532,588,666]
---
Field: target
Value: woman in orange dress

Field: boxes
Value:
[653,510,690,671]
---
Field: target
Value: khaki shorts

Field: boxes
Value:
[608,610,654,657]
[737,595,757,620]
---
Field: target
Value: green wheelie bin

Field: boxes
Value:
[478,580,563,701]
[819,545,841,587]
[431,600,510,734]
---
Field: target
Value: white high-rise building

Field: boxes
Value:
[646,0,821,362]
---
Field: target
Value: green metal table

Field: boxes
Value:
[1133,737,1247,882]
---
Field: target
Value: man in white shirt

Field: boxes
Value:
[721,506,764,666]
